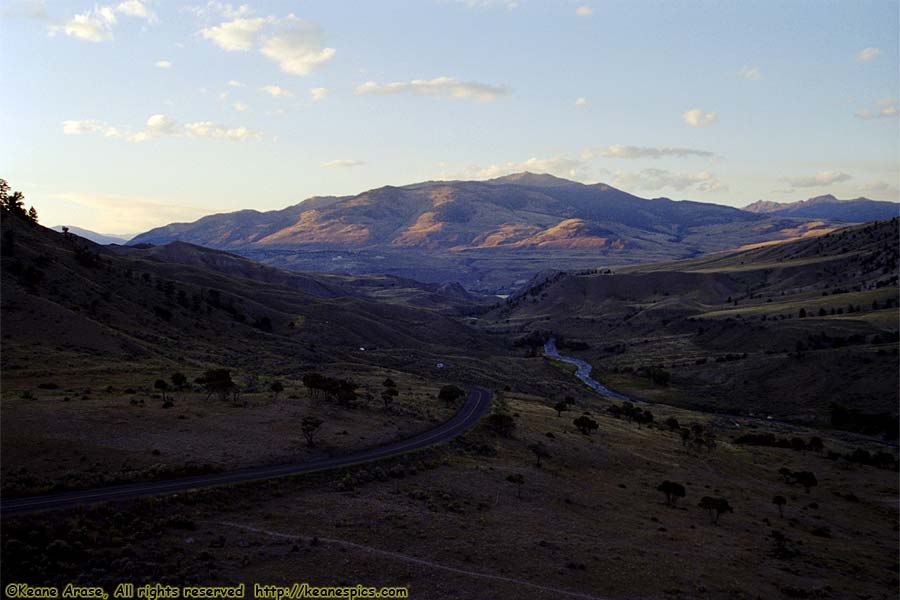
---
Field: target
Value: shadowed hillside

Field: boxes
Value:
[491,218,900,427]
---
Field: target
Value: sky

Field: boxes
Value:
[1,0,898,234]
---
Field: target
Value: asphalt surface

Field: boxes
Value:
[0,387,492,517]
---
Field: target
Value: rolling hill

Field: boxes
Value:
[490,218,900,426]
[128,173,848,292]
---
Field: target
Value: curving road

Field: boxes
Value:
[0,387,492,517]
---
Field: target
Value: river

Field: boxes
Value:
[543,338,633,402]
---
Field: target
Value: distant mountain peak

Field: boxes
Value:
[742,194,897,222]
[485,172,581,188]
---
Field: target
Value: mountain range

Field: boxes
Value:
[743,194,898,221]
[129,173,896,292]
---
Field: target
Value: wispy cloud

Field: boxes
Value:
[155,59,172,69]
[199,16,271,51]
[227,79,244,87]
[739,66,761,80]
[575,6,592,17]
[50,192,210,233]
[856,47,882,61]
[48,1,156,42]
[198,14,335,76]
[855,99,898,120]
[860,181,899,199]
[261,84,294,98]
[582,145,716,160]
[356,77,508,102]
[323,159,365,168]
[310,87,328,101]
[575,97,589,106]
[682,108,717,127]
[443,156,587,181]
[612,168,726,193]
[62,114,261,143]
[785,171,852,188]
[260,16,336,75]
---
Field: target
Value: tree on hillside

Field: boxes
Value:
[657,481,686,507]
[573,415,599,435]
[772,495,787,518]
[301,415,324,447]
[154,379,169,402]
[698,496,733,524]
[26,206,38,224]
[270,381,284,400]
[529,441,550,467]
[506,473,525,499]
[381,386,399,409]
[0,180,27,219]
[197,369,236,402]
[793,471,818,493]
[665,417,681,431]
[438,384,465,406]
[554,401,569,417]
[799,308,807,319]
[486,412,516,438]
[383,378,396,389]
[171,372,188,390]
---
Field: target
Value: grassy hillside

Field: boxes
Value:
[490,219,900,427]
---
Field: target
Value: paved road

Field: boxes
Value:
[0,387,492,517]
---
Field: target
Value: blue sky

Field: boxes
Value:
[1,0,897,233]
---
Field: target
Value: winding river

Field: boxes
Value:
[543,338,633,402]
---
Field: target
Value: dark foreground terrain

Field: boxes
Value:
[1,201,898,599]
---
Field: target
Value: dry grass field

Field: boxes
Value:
[3,388,897,599]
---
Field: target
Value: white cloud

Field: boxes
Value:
[785,171,852,188]
[185,2,253,20]
[259,17,336,75]
[49,1,155,41]
[575,6,592,17]
[261,84,294,98]
[155,60,172,68]
[612,168,727,193]
[115,0,156,23]
[740,66,761,80]
[232,101,249,112]
[62,114,261,143]
[860,181,899,199]
[575,97,589,106]
[682,108,718,127]
[582,145,716,160]
[447,156,587,181]
[356,77,508,102]
[310,87,328,101]
[228,79,244,87]
[131,114,180,141]
[199,17,270,51]
[184,121,261,141]
[51,9,114,42]
[323,159,365,168]
[856,47,882,61]
[855,99,898,120]
[1,1,52,21]
[62,119,122,137]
